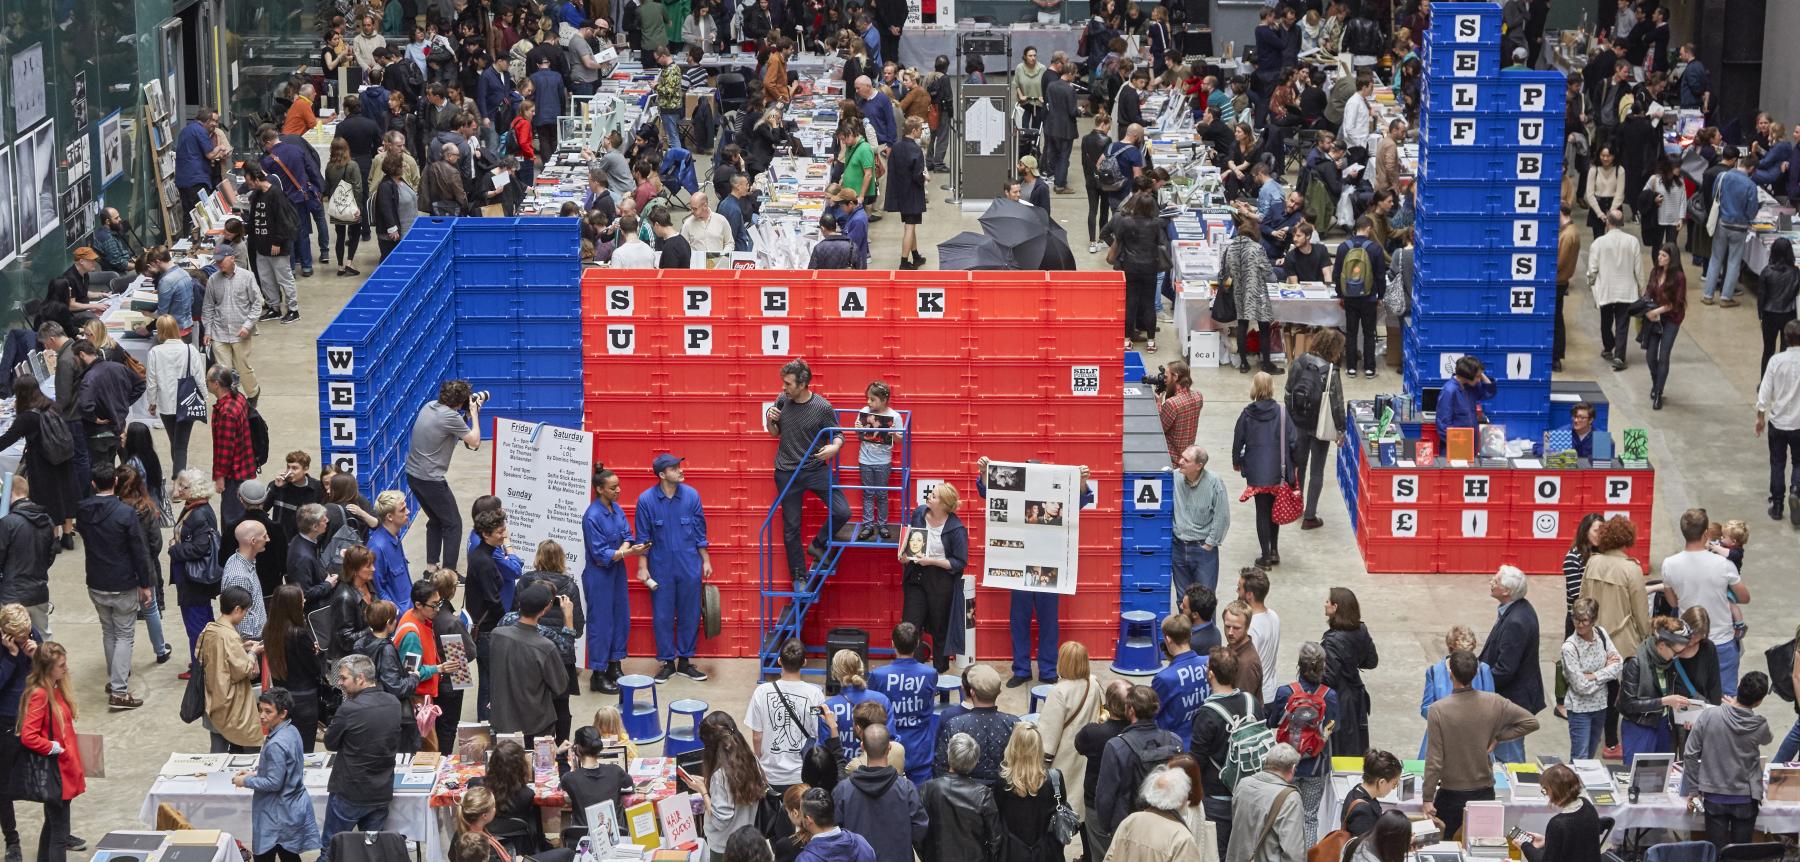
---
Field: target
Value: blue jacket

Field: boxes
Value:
[479,67,514,124]
[718,194,753,251]
[156,266,198,325]
[368,526,413,612]
[1714,168,1759,227]
[1152,648,1210,746]
[75,495,151,593]
[822,685,892,753]
[832,767,927,862]
[843,206,870,267]
[582,498,633,583]
[1417,658,1494,757]
[797,828,877,862]
[240,721,321,854]
[360,85,392,127]
[1264,680,1340,778]
[260,141,323,205]
[1678,59,1708,109]
[635,483,708,582]
[1435,377,1495,440]
[862,26,882,67]
[860,92,898,147]
[871,657,938,785]
[558,0,586,28]
[530,68,566,126]
[175,120,215,188]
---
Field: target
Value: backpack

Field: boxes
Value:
[1096,142,1130,193]
[247,405,270,470]
[1338,241,1374,298]
[30,409,74,466]
[1120,727,1183,812]
[1203,691,1276,791]
[322,504,364,575]
[1285,357,1327,433]
[1275,682,1332,760]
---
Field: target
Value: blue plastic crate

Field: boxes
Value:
[1423,77,1564,115]
[1412,278,1556,317]
[1414,247,1552,283]
[451,218,581,259]
[516,318,582,350]
[1415,211,1558,252]
[517,259,582,283]
[508,409,586,431]
[456,317,518,349]
[518,349,582,382]
[1425,2,1501,40]
[1420,111,1563,151]
[1422,40,1499,79]
[516,287,582,318]
[457,347,519,378]
[1120,588,1165,615]
[1416,177,1560,216]
[454,288,515,317]
[519,380,582,411]
[1121,471,1173,513]
[1418,143,1563,184]
[454,258,523,288]
[1402,338,1553,386]
[1409,313,1554,351]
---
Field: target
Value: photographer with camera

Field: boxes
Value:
[1154,360,1202,467]
[403,381,486,578]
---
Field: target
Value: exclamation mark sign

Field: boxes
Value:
[763,325,790,356]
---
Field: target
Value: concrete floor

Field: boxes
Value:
[34,152,1800,845]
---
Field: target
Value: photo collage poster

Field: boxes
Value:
[978,461,1081,595]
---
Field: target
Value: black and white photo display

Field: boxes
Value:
[980,461,1081,595]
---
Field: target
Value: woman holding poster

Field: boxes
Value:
[899,484,966,674]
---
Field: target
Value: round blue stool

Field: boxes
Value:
[617,674,665,744]
[1029,683,1053,713]
[934,675,962,704]
[1110,610,1164,676]
[1021,712,1040,725]
[663,698,708,756]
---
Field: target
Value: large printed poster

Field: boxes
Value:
[979,461,1081,595]
[491,417,596,572]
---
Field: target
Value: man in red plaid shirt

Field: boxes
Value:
[1157,360,1203,467]
[209,366,257,524]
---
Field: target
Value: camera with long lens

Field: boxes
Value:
[1142,367,1169,396]
[471,390,490,406]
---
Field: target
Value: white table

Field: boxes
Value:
[140,772,446,859]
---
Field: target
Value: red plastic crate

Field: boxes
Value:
[812,320,903,361]
[1359,466,1448,506]
[1047,274,1127,320]
[887,359,972,398]
[1436,537,1516,574]
[1357,534,1441,573]
[966,284,1055,321]
[963,322,1048,360]
[654,399,746,435]
[1036,399,1124,436]
[583,396,658,435]
[1036,320,1127,360]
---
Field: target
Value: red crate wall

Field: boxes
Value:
[580,270,1125,658]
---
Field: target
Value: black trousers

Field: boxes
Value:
[288,690,320,753]
[1433,786,1495,843]
[36,799,68,862]
[1599,302,1632,357]
[1768,425,1800,505]
[1762,312,1794,376]
[1236,320,1273,365]
[1343,298,1379,372]
[1554,282,1569,362]
[1087,186,1111,242]
[435,687,465,754]
[901,565,955,673]
[406,474,462,570]
[254,848,304,862]
[1124,271,1158,339]
[1252,492,1279,558]
[1702,799,1758,850]
[1203,797,1232,859]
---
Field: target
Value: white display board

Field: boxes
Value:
[491,417,596,572]
[978,460,1081,595]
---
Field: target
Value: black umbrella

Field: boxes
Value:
[937,231,1016,270]
[1034,230,1077,270]
[979,198,1054,269]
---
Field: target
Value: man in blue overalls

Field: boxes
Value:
[583,464,649,694]
[1151,613,1209,746]
[975,456,1094,688]
[870,621,938,787]
[635,453,713,684]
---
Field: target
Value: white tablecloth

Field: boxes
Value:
[141,773,445,859]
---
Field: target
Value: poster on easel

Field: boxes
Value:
[978,460,1081,595]
[490,417,596,572]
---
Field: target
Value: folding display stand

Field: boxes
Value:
[946,30,1014,208]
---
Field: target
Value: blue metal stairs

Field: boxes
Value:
[756,408,913,678]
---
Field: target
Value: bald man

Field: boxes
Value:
[222,517,271,639]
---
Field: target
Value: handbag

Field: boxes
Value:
[175,348,208,424]
[180,657,207,723]
[415,694,442,738]
[5,707,61,803]
[1270,404,1304,525]
[327,180,362,224]
[1210,279,1238,323]
[1047,768,1080,846]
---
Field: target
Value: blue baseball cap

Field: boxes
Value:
[652,453,684,474]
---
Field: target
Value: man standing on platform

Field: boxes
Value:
[636,453,711,683]
[766,359,850,592]
[583,464,647,694]
[403,381,485,577]
[1172,446,1228,596]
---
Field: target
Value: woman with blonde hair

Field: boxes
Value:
[899,483,967,673]
[0,604,39,858]
[18,642,83,862]
[78,318,127,365]
[144,314,207,474]
[1415,624,1495,757]
[455,787,513,862]
[1037,641,1101,816]
[996,723,1059,862]
[591,705,639,759]
[168,469,222,672]
[823,649,891,757]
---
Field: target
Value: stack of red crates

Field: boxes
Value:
[578,269,1127,658]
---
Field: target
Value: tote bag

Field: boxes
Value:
[327,179,362,224]
[175,348,208,424]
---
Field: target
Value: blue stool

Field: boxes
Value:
[1021,713,1040,725]
[663,698,708,756]
[1110,610,1164,676]
[935,675,962,704]
[617,674,665,744]
[1029,684,1053,713]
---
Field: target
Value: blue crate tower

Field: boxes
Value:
[1121,378,1171,615]
[1405,3,1565,444]
[317,217,584,506]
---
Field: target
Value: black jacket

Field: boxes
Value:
[562,762,635,831]
[250,186,301,256]
[222,509,289,598]
[373,178,405,236]
[807,234,861,269]
[1520,799,1602,862]
[1231,399,1299,487]
[1080,131,1112,183]
[1043,78,1079,141]
[326,688,406,804]
[287,534,335,612]
[465,542,505,635]
[919,774,1001,862]
[330,583,372,661]
[353,629,420,702]
[0,501,54,606]
[1073,717,1128,806]
[75,494,152,593]
[170,502,221,607]
[884,137,927,215]
[1478,598,1546,714]
[1099,214,1165,274]
[76,360,146,431]
[1116,85,1142,130]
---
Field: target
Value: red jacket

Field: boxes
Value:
[20,687,84,800]
[511,115,535,162]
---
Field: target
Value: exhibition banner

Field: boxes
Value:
[977,460,1081,595]
[491,417,596,572]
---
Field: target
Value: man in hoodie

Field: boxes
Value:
[257,127,325,277]
[72,339,146,471]
[832,725,927,862]
[795,787,877,862]
[0,476,55,637]
[243,163,301,324]
[1682,671,1774,849]
[75,465,152,710]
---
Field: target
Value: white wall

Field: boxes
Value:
[1762,1,1800,125]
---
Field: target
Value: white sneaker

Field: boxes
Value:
[1088,242,1102,254]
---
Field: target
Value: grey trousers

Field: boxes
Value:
[254,252,299,313]
[90,588,139,694]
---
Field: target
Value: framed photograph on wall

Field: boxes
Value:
[9,43,45,130]
[144,79,167,120]
[0,146,17,269]
[98,110,125,188]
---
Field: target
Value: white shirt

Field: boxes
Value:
[1658,549,1741,645]
[1759,348,1800,431]
[1249,608,1281,702]
[610,239,657,268]
[143,340,207,414]
[1586,229,1646,307]
[681,211,734,254]
[744,679,826,785]
[1341,93,1375,151]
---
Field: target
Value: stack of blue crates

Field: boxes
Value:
[317,217,584,504]
[1406,3,1566,444]
[1122,378,1171,615]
